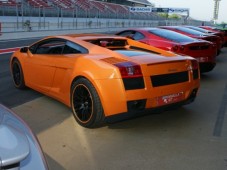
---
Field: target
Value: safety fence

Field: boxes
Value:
[0,16,191,33]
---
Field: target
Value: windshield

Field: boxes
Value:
[149,29,195,43]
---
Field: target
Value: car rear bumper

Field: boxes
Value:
[106,88,198,123]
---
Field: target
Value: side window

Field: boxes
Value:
[29,39,66,54]
[117,31,133,37]
[62,41,88,54]
[29,44,37,54]
[133,32,145,40]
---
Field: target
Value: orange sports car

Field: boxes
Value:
[10,34,200,128]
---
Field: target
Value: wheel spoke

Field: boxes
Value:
[81,108,86,121]
[73,84,93,123]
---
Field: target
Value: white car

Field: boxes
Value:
[0,104,48,170]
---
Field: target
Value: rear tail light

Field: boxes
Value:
[211,43,217,49]
[171,45,178,52]
[191,60,199,70]
[114,62,143,78]
[179,45,184,51]
[171,45,184,52]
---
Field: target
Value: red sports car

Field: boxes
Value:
[116,28,216,72]
[159,26,221,54]
[200,26,227,46]
[185,25,225,47]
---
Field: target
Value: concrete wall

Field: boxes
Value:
[0,16,184,33]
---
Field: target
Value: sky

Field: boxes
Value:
[149,0,227,23]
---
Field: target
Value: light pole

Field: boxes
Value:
[213,0,221,24]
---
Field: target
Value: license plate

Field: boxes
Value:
[157,92,184,106]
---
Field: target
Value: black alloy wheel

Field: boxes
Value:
[12,59,25,89]
[71,78,104,128]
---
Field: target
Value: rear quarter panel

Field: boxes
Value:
[75,56,132,115]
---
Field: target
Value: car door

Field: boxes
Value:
[24,38,66,93]
[49,40,88,102]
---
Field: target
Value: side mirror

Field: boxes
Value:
[20,47,28,53]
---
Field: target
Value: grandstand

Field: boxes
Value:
[94,0,154,7]
[0,0,160,20]
[0,0,213,35]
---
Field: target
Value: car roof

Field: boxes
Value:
[44,34,128,43]
[159,26,178,28]
[64,34,127,40]
[120,27,160,31]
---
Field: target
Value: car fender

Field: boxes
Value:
[69,57,128,116]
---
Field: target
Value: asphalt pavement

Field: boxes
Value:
[0,27,120,41]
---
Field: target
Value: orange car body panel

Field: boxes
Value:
[11,34,200,117]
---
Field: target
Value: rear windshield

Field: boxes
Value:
[149,29,195,43]
[114,50,154,57]
[187,26,209,33]
[175,27,204,36]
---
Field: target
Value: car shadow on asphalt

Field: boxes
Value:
[44,153,65,170]
[106,106,194,130]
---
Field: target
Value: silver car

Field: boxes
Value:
[0,104,48,170]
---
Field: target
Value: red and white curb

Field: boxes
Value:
[0,47,22,55]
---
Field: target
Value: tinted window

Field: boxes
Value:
[133,32,145,40]
[175,27,205,36]
[62,41,88,54]
[117,31,145,40]
[117,31,133,36]
[29,39,88,55]
[149,29,196,43]
[29,44,37,54]
[29,39,66,54]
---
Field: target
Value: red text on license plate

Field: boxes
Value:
[157,92,184,106]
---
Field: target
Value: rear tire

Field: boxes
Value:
[11,59,26,89]
[71,78,105,128]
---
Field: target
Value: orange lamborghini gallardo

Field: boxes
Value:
[10,34,200,128]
